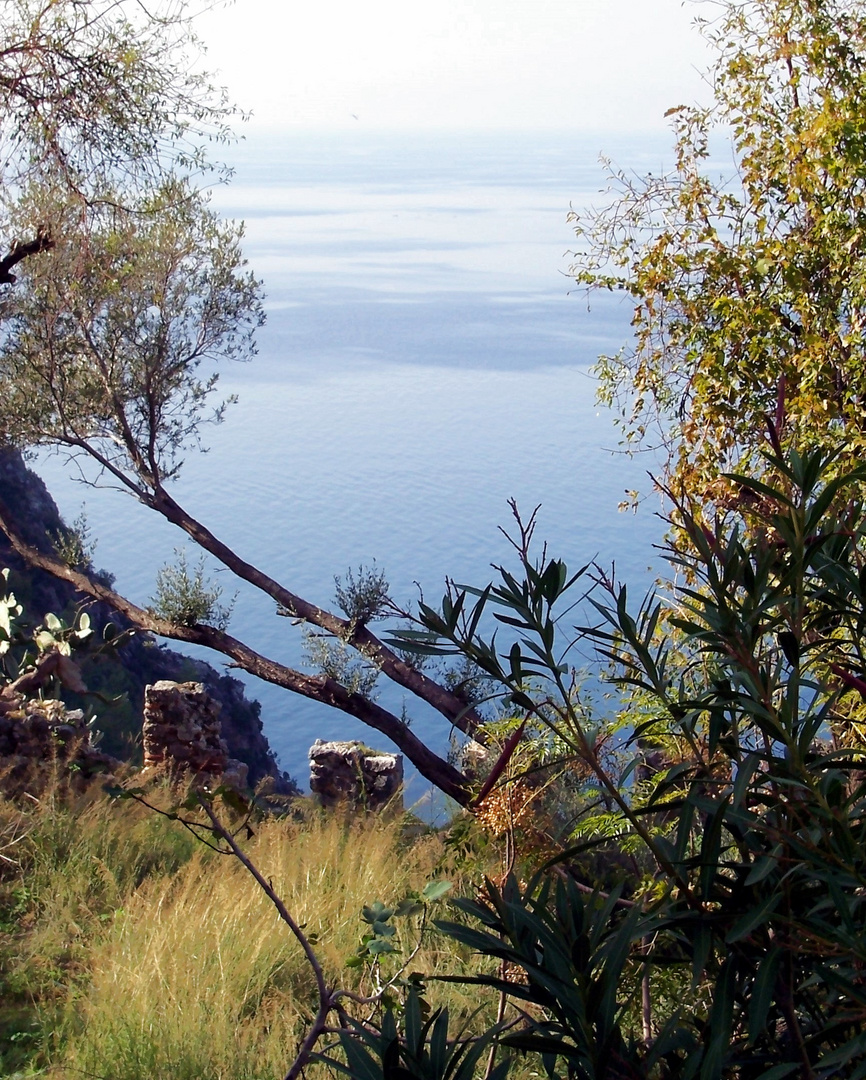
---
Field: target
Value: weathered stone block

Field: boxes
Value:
[0,697,117,794]
[309,739,403,811]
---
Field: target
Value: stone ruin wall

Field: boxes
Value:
[0,697,120,793]
[309,739,403,811]
[142,680,248,789]
[0,676,404,807]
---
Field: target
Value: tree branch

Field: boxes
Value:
[145,483,486,741]
[0,495,472,805]
[0,230,55,285]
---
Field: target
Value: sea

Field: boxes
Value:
[35,129,674,809]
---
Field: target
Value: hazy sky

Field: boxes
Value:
[196,0,713,133]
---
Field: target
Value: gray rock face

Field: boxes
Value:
[309,739,403,810]
[142,681,248,788]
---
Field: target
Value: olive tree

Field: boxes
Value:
[0,0,234,271]
[571,0,866,502]
[0,0,484,804]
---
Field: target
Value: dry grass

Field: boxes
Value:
[0,783,201,1074]
[0,787,495,1079]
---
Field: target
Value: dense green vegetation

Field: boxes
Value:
[403,439,866,1076]
[571,0,866,505]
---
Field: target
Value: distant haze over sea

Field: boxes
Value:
[37,131,672,808]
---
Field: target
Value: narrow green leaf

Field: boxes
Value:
[747,946,782,1041]
[422,880,453,902]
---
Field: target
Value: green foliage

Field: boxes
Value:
[1,176,264,487]
[335,563,391,627]
[0,568,24,669]
[51,507,97,572]
[303,628,381,698]
[348,880,453,970]
[571,0,866,499]
[0,0,264,491]
[437,876,667,1077]
[0,566,94,685]
[393,441,866,1076]
[0,565,151,758]
[33,609,92,659]
[150,548,234,630]
[0,3,255,490]
[300,565,391,696]
[320,984,511,1080]
[0,0,234,197]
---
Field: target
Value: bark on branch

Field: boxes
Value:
[6,649,87,698]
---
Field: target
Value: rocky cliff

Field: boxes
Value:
[0,448,297,793]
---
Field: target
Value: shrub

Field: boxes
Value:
[397,439,866,1077]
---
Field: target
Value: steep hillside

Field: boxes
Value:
[0,449,297,793]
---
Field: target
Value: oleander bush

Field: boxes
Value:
[398,440,866,1077]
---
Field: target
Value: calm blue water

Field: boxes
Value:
[36,131,671,802]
